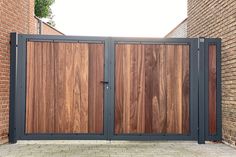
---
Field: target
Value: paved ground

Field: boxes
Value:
[0,141,236,157]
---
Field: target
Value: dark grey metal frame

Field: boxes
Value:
[204,38,222,141]
[9,33,222,144]
[10,33,111,141]
[9,33,18,143]
[198,37,206,144]
[108,38,199,141]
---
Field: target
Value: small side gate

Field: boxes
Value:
[9,33,221,144]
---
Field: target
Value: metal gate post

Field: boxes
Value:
[198,37,205,144]
[9,32,18,143]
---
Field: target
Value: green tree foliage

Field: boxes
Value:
[35,0,55,18]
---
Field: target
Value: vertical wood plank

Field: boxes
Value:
[88,44,104,133]
[71,43,81,133]
[66,43,76,133]
[151,45,160,133]
[123,45,131,133]
[166,45,175,133]
[45,42,55,133]
[115,44,124,134]
[175,45,183,134]
[88,44,96,133]
[137,45,145,133]
[209,44,217,135]
[33,42,41,133]
[78,44,89,133]
[94,44,104,133]
[37,42,47,133]
[144,44,154,133]
[130,45,138,133]
[54,43,69,133]
[156,45,167,133]
[182,45,190,134]
[26,42,34,133]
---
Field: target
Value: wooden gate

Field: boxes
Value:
[114,44,190,135]
[9,34,221,144]
[26,42,104,134]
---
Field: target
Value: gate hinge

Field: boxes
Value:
[9,41,18,47]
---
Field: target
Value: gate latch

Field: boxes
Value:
[100,81,109,84]
[100,81,109,90]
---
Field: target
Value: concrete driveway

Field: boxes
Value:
[0,141,236,157]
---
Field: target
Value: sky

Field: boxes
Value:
[50,0,187,37]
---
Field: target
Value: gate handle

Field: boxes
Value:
[100,81,109,84]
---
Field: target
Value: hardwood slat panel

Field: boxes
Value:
[88,44,104,133]
[94,44,104,133]
[156,45,167,133]
[33,42,41,133]
[88,44,96,133]
[26,42,34,133]
[136,45,145,133]
[115,44,146,134]
[209,44,217,135]
[130,45,138,133]
[182,45,190,134]
[123,45,131,133]
[144,44,154,133]
[114,44,190,135]
[175,45,183,134]
[71,43,81,133]
[37,42,48,133]
[26,42,104,134]
[26,42,56,133]
[66,43,77,133]
[78,44,89,133]
[54,43,70,133]
[151,45,160,133]
[45,42,55,133]
[115,44,124,134]
[166,45,176,133]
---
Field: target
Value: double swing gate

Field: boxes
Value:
[9,33,221,144]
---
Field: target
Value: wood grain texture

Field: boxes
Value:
[209,44,217,135]
[88,44,104,133]
[115,44,190,134]
[166,45,176,133]
[156,45,167,133]
[144,45,154,133]
[26,42,104,134]
[182,45,190,134]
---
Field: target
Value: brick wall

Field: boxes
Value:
[165,18,188,38]
[41,22,64,35]
[0,0,63,144]
[0,0,34,144]
[34,17,64,35]
[188,0,236,146]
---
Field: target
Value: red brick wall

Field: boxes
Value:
[42,23,63,35]
[41,22,64,35]
[29,0,37,34]
[188,0,236,146]
[34,16,64,35]
[0,0,62,144]
[165,18,188,38]
[0,0,34,144]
